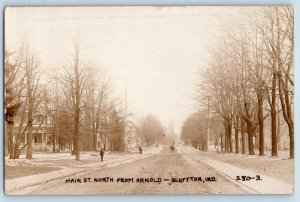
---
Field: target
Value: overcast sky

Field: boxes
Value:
[5,6,251,134]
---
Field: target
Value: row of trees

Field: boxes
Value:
[181,111,221,151]
[181,111,209,151]
[5,40,127,160]
[136,114,166,146]
[193,7,294,158]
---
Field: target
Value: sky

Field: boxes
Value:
[5,6,251,134]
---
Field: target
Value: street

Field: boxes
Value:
[5,6,294,196]
[22,146,247,195]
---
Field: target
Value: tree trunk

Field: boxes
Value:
[247,123,255,155]
[270,72,278,156]
[69,140,72,152]
[288,123,294,159]
[74,41,81,161]
[224,128,229,152]
[5,128,9,156]
[228,119,233,153]
[241,118,246,154]
[257,91,264,156]
[234,116,239,154]
[221,120,228,152]
[74,108,80,160]
[277,112,281,150]
[220,132,223,152]
[93,129,97,151]
[13,134,21,159]
[278,72,294,159]
[26,118,33,159]
[72,132,76,155]
[52,134,56,153]
[26,99,33,159]
[271,110,278,156]
[110,135,113,152]
[7,122,14,159]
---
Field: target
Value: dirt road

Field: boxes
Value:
[20,146,248,195]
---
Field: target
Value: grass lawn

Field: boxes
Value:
[5,165,60,180]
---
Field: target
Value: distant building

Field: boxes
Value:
[14,111,53,152]
[125,123,140,152]
[96,120,140,153]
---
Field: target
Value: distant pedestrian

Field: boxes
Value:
[99,148,105,162]
[170,145,175,152]
[139,146,143,154]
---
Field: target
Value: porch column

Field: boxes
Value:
[42,133,45,145]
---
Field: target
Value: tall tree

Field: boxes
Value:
[258,7,294,158]
[59,39,89,160]
[4,49,23,159]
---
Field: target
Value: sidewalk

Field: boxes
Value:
[5,146,162,194]
[179,146,294,194]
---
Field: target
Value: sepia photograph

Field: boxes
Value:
[4,6,294,195]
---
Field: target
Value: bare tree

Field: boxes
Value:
[181,111,211,151]
[4,49,23,159]
[93,77,111,151]
[257,7,294,158]
[59,39,89,160]
[5,43,48,160]
[136,114,165,147]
